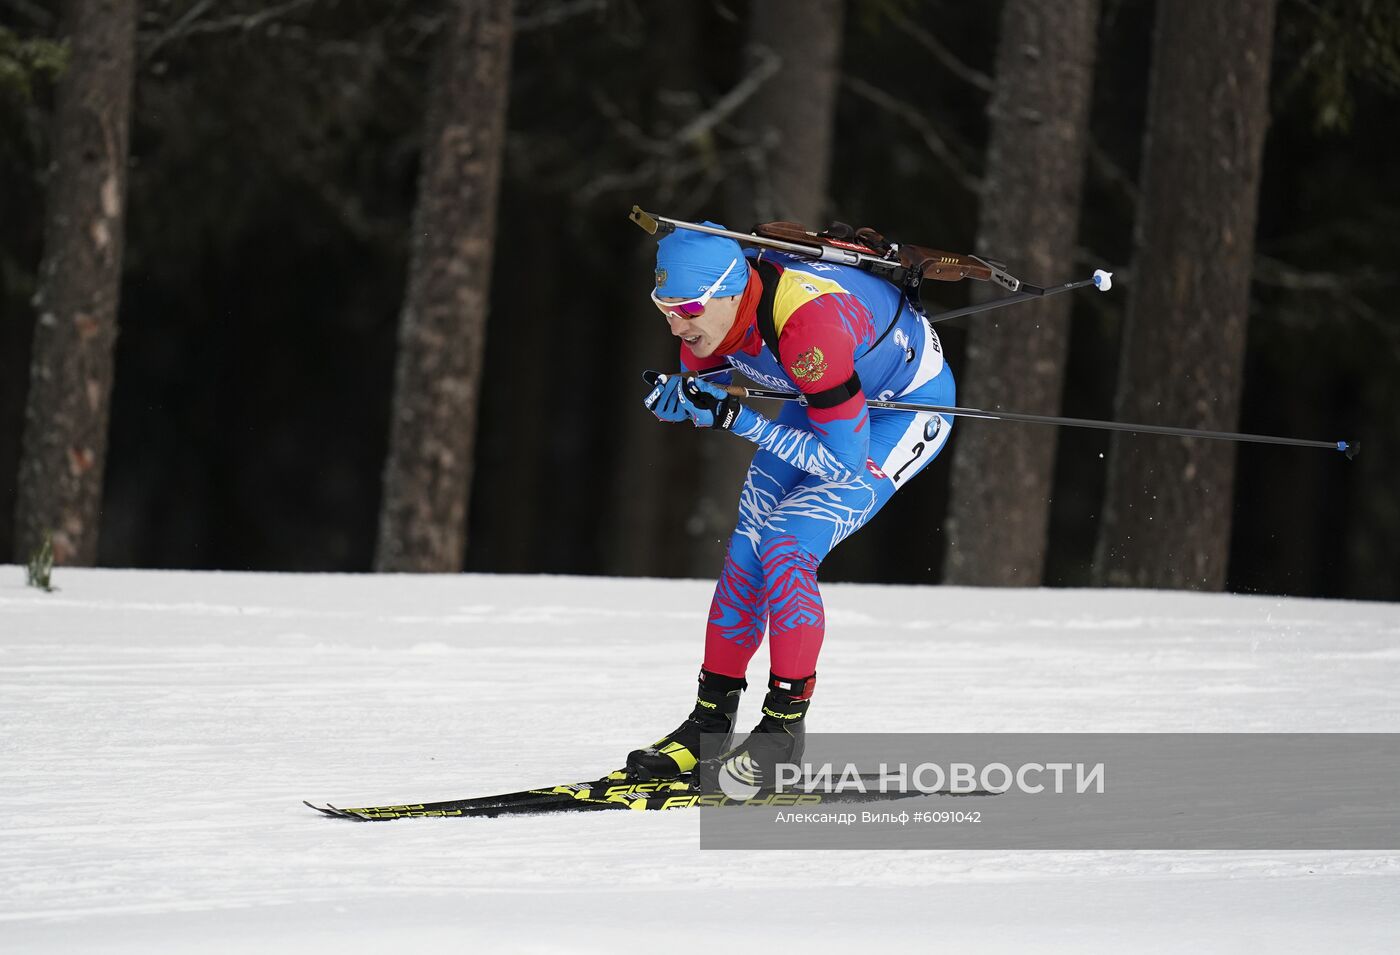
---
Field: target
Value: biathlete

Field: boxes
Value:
[627,222,956,784]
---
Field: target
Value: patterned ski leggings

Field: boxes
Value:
[703,374,955,683]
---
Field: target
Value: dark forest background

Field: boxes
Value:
[2,0,1398,599]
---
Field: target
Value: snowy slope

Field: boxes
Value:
[3,568,1398,953]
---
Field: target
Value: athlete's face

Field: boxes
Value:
[654,293,741,359]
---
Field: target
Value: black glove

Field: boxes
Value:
[680,376,745,431]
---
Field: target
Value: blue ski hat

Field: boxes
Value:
[654,223,747,299]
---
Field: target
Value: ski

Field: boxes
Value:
[307,773,997,821]
[305,770,649,820]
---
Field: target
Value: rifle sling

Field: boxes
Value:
[754,256,914,410]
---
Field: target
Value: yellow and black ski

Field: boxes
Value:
[304,774,686,820]
[305,773,992,821]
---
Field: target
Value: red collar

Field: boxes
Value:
[713,264,762,357]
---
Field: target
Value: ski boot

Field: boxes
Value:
[698,672,814,796]
[625,668,746,781]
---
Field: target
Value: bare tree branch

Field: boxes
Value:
[516,0,609,33]
[1254,253,1397,292]
[141,0,321,63]
[591,45,779,160]
[886,5,995,93]
[141,0,215,62]
[667,45,781,149]
[576,147,739,208]
[590,88,667,155]
[309,0,614,51]
[841,75,981,194]
[576,46,782,204]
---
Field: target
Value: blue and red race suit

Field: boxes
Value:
[677,250,956,685]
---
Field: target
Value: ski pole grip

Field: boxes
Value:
[642,368,748,398]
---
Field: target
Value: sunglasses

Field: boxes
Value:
[651,257,740,317]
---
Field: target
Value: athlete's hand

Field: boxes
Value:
[678,377,744,431]
[644,374,689,423]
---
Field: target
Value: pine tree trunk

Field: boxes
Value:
[690,0,845,578]
[1094,0,1278,590]
[943,0,1100,586]
[374,0,513,573]
[13,0,137,566]
[730,0,844,227]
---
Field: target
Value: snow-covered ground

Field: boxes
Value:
[3,567,1398,952]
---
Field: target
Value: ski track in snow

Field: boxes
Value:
[2,567,1399,952]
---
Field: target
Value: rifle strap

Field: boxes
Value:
[755,257,784,363]
[755,256,918,410]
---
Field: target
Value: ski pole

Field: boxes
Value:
[643,371,1359,459]
[924,275,1107,325]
